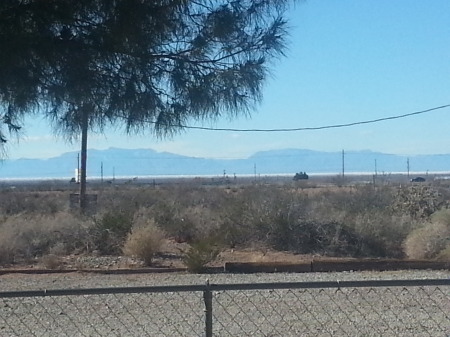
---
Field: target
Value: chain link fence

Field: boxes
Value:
[0,279,449,336]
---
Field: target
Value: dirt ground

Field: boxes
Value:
[1,240,447,274]
[0,238,339,272]
[151,239,338,269]
[11,238,443,273]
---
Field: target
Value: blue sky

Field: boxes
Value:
[8,0,450,159]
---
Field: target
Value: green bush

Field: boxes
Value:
[182,238,221,273]
[91,211,134,255]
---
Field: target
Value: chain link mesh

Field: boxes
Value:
[0,280,448,336]
[0,291,204,337]
[212,285,450,336]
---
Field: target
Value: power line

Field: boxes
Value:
[159,103,450,132]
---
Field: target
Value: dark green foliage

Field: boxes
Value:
[0,0,292,141]
[0,0,293,212]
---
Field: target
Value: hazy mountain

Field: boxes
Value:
[1,147,450,179]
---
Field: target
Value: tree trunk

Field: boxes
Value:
[79,110,88,213]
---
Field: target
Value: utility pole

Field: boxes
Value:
[407,158,410,180]
[373,159,378,186]
[342,149,345,182]
[101,162,103,183]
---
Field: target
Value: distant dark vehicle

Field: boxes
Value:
[293,172,309,181]
[410,177,426,182]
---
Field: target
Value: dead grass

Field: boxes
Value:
[403,209,450,259]
[39,254,63,270]
[122,224,165,266]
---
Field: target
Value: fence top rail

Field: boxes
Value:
[0,278,449,298]
[0,284,206,298]
[210,278,450,291]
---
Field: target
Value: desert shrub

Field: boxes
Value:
[429,208,450,226]
[182,238,221,273]
[0,190,66,215]
[238,187,356,255]
[436,246,450,261]
[3,180,444,263]
[403,209,450,259]
[215,185,305,248]
[48,242,69,256]
[149,185,225,242]
[215,194,253,248]
[267,218,361,256]
[179,205,220,239]
[238,185,416,258]
[122,224,165,266]
[325,185,395,216]
[40,254,63,270]
[348,213,415,258]
[305,186,417,258]
[90,211,134,255]
[135,185,242,247]
[96,186,162,214]
[0,212,91,264]
[0,227,19,264]
[151,201,197,242]
[403,222,450,259]
[393,185,445,219]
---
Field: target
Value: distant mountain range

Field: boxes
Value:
[1,147,450,179]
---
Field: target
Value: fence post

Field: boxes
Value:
[203,279,213,337]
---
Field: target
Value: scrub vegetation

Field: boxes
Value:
[0,179,449,267]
